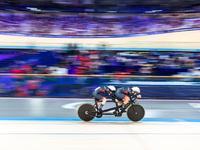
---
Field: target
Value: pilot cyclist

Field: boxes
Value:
[115,86,141,112]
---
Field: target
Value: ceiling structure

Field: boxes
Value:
[1,0,200,13]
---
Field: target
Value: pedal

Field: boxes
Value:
[113,111,122,117]
[113,111,118,115]
[96,110,103,118]
[114,113,119,117]
[96,114,102,118]
[117,112,122,117]
[96,111,103,118]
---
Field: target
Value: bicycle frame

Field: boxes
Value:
[94,97,137,115]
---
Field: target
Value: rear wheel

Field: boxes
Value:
[126,104,145,122]
[77,103,96,122]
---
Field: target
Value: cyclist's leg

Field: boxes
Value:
[113,100,123,115]
[94,98,101,107]
[118,95,130,112]
[123,95,130,105]
[120,96,130,111]
[115,90,128,106]
[98,96,107,111]
[92,91,102,107]
[101,97,107,105]
[93,92,106,111]
[114,90,127,113]
[118,101,123,106]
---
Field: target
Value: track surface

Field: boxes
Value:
[0,98,199,121]
[0,98,200,150]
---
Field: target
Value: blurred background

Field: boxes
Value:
[0,0,200,99]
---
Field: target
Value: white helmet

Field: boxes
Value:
[131,86,140,93]
[107,86,116,92]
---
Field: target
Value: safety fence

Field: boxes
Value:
[0,73,200,99]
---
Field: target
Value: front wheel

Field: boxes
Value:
[77,103,96,122]
[126,104,145,122]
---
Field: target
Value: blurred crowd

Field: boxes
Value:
[1,49,200,76]
[1,49,200,97]
[1,11,200,36]
[0,10,200,77]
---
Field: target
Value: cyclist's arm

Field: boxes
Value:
[108,93,117,101]
[130,93,141,99]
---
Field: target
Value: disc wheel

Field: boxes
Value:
[77,103,96,122]
[126,104,145,122]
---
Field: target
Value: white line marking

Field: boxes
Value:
[188,103,200,108]
[61,102,86,111]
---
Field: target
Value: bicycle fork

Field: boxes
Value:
[131,104,138,114]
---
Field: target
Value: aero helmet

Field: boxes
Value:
[107,86,116,92]
[131,86,140,94]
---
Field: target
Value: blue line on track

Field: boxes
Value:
[0,117,200,122]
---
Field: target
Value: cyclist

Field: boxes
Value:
[115,86,141,112]
[92,85,116,111]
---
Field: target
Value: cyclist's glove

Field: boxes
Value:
[130,95,137,101]
[108,95,116,100]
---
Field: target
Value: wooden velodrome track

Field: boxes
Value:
[0,97,199,150]
[1,29,200,50]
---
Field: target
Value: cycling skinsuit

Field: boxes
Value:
[92,86,110,101]
[115,87,132,101]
